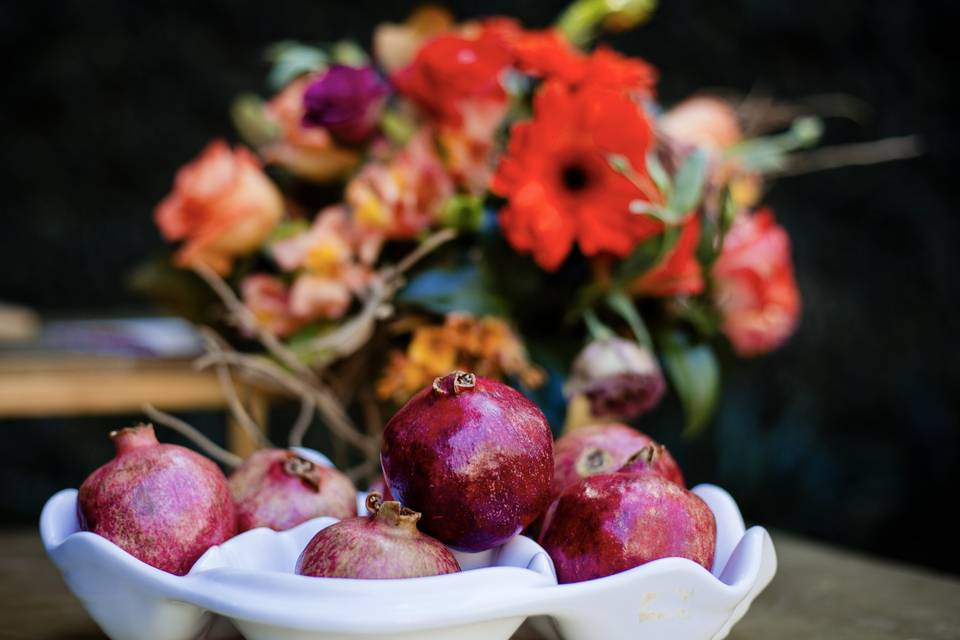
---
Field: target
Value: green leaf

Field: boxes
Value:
[606,290,653,348]
[380,109,416,145]
[267,219,309,244]
[659,330,720,436]
[726,116,824,173]
[265,41,328,90]
[646,151,671,196]
[440,194,485,232]
[231,94,281,148]
[330,40,369,67]
[668,149,707,215]
[616,225,683,285]
[397,265,508,317]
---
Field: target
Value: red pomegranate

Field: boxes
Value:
[78,424,236,575]
[538,457,715,584]
[552,423,685,494]
[229,448,357,532]
[381,371,554,552]
[296,493,460,579]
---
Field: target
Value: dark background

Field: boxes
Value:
[2,0,958,573]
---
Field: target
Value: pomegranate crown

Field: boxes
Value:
[432,370,477,396]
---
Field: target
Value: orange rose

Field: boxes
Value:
[713,209,800,356]
[261,76,360,182]
[155,140,283,274]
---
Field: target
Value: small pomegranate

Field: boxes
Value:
[381,371,554,552]
[78,424,236,576]
[296,493,460,579]
[229,448,357,532]
[538,455,715,584]
[552,423,685,494]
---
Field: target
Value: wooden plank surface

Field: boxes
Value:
[2,529,957,639]
[0,357,228,417]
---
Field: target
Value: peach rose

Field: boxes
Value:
[261,76,360,182]
[713,209,801,356]
[660,96,742,151]
[155,140,283,275]
[346,132,453,239]
[241,274,303,337]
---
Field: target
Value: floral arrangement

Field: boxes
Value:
[147,0,895,476]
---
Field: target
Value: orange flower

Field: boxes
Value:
[491,80,661,270]
[241,274,303,337]
[509,30,657,97]
[376,314,543,403]
[712,209,800,356]
[346,132,454,239]
[631,216,705,297]
[391,25,513,127]
[260,76,360,182]
[155,140,283,275]
[270,205,377,323]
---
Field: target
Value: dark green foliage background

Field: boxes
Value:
[1,0,958,572]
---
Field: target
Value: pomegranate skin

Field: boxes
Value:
[229,449,357,532]
[552,423,685,495]
[538,473,716,584]
[296,494,460,579]
[78,424,236,576]
[381,371,554,552]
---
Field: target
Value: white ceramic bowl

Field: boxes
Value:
[40,472,775,640]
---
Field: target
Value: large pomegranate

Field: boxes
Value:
[296,493,460,579]
[538,457,716,584]
[229,448,357,532]
[78,424,236,575]
[381,371,554,552]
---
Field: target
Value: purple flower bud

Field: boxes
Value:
[302,65,388,145]
[565,337,666,420]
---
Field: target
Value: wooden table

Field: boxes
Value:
[2,529,957,639]
[0,355,269,458]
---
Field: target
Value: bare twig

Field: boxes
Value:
[386,228,457,279]
[775,135,922,177]
[287,396,316,448]
[344,458,379,484]
[195,350,378,456]
[303,229,458,366]
[192,263,319,384]
[199,327,273,450]
[142,404,243,468]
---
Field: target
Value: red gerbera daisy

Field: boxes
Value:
[491,80,661,270]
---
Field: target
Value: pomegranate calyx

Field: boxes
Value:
[366,492,421,529]
[110,423,159,456]
[432,371,477,396]
[620,445,664,472]
[283,453,322,491]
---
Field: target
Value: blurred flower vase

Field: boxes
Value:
[143,0,908,478]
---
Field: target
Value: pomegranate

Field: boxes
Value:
[538,457,716,584]
[77,424,236,576]
[296,493,460,579]
[553,423,685,494]
[381,371,554,552]
[229,448,357,532]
